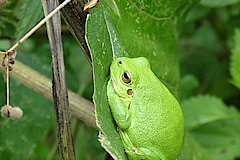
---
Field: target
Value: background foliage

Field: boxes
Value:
[0,0,240,160]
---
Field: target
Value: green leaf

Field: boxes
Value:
[179,131,214,160]
[180,21,223,82]
[75,126,105,160]
[103,0,183,89]
[0,40,54,160]
[86,0,198,158]
[181,95,238,129]
[184,5,210,23]
[62,37,91,94]
[200,0,240,7]
[86,3,126,159]
[191,115,240,160]
[0,1,18,37]
[179,74,199,101]
[182,95,240,160]
[0,79,53,160]
[14,0,43,40]
[230,29,240,89]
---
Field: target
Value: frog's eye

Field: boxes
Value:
[122,71,131,84]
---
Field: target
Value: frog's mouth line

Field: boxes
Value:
[111,77,119,94]
[111,77,130,98]
[111,77,124,97]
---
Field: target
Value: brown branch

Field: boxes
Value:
[0,55,97,129]
[0,0,97,129]
[41,0,75,159]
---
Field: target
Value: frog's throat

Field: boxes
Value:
[111,77,127,98]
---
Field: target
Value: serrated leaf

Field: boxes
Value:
[200,0,240,7]
[230,29,240,89]
[86,0,198,159]
[192,116,240,160]
[181,95,238,129]
[182,95,240,160]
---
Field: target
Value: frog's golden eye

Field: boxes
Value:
[122,71,131,84]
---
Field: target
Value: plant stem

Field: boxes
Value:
[0,55,97,129]
[6,53,9,106]
[41,0,75,159]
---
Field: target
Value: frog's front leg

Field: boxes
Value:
[107,81,132,130]
[119,131,163,160]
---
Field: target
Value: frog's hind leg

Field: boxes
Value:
[127,147,164,160]
[119,131,163,160]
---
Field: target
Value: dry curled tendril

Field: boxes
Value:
[2,50,17,81]
[1,50,23,120]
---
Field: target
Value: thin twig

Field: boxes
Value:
[2,0,71,106]
[6,53,9,106]
[7,0,71,53]
[0,54,97,129]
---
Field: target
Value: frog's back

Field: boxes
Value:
[127,67,184,160]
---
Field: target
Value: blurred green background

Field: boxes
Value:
[0,0,240,160]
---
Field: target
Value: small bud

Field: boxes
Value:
[9,107,23,120]
[1,105,12,118]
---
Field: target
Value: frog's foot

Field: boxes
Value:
[116,126,121,132]
[119,131,163,159]
[126,147,163,160]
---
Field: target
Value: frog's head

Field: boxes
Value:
[110,57,150,97]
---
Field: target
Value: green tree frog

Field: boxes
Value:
[107,57,184,160]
